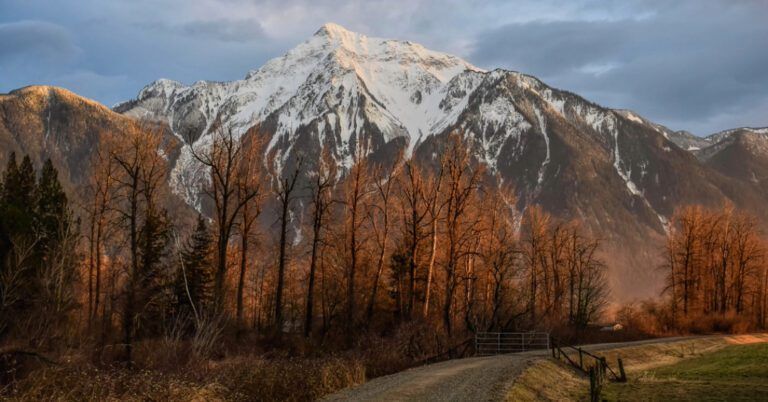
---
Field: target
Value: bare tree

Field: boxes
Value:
[422,166,445,318]
[0,235,39,336]
[440,134,483,334]
[186,126,263,309]
[521,206,549,327]
[395,160,429,320]
[84,146,118,331]
[272,156,303,332]
[304,151,336,337]
[479,184,519,330]
[365,155,401,324]
[235,137,264,335]
[110,122,168,364]
[342,155,372,343]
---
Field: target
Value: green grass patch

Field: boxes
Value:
[604,343,768,401]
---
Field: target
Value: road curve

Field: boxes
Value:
[323,334,768,401]
[323,351,547,402]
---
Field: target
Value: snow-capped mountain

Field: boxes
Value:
[3,24,764,300]
[116,23,487,207]
[113,23,768,298]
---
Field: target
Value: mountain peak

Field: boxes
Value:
[4,85,111,113]
[314,22,355,38]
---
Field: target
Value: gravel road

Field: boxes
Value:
[322,334,768,401]
[323,351,547,402]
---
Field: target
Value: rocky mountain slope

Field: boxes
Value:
[695,128,768,196]
[0,86,137,191]
[0,85,188,219]
[3,24,766,300]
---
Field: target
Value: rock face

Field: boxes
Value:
[3,24,767,301]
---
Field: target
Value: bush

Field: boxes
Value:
[212,357,365,401]
[677,312,753,334]
[615,301,756,336]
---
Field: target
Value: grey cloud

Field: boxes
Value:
[2,0,765,134]
[0,20,79,61]
[144,18,268,43]
[470,1,768,134]
[471,20,634,76]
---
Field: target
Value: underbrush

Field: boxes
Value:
[2,355,365,401]
[1,322,448,401]
[615,300,758,337]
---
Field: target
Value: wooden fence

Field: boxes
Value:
[550,337,626,401]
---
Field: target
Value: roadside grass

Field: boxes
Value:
[506,335,768,402]
[592,337,729,372]
[604,343,768,401]
[505,359,587,402]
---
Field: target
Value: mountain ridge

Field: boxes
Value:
[2,24,766,301]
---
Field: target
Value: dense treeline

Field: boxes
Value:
[0,154,77,346]
[663,205,768,330]
[4,123,767,400]
[2,127,611,365]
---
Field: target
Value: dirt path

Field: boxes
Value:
[323,352,546,402]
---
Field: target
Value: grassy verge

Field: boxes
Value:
[604,343,768,401]
[505,334,768,402]
[505,359,588,401]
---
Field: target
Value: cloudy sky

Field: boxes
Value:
[1,0,766,135]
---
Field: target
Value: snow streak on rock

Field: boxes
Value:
[533,106,550,185]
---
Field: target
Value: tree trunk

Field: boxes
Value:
[124,182,138,365]
[236,214,249,337]
[304,213,322,337]
[423,218,438,318]
[275,199,289,332]
[366,220,388,324]
[93,217,103,330]
[346,205,357,346]
[214,204,229,309]
[87,207,95,329]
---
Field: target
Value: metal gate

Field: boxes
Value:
[474,331,550,356]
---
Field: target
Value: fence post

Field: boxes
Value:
[521,332,525,352]
[600,357,607,383]
[579,348,584,370]
[551,338,556,358]
[618,357,627,382]
[497,332,501,355]
[589,366,598,402]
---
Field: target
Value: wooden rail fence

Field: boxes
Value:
[550,337,626,402]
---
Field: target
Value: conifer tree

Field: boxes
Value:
[0,154,38,321]
[0,154,78,343]
[1,154,37,236]
[137,208,171,334]
[36,159,70,253]
[177,214,215,317]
